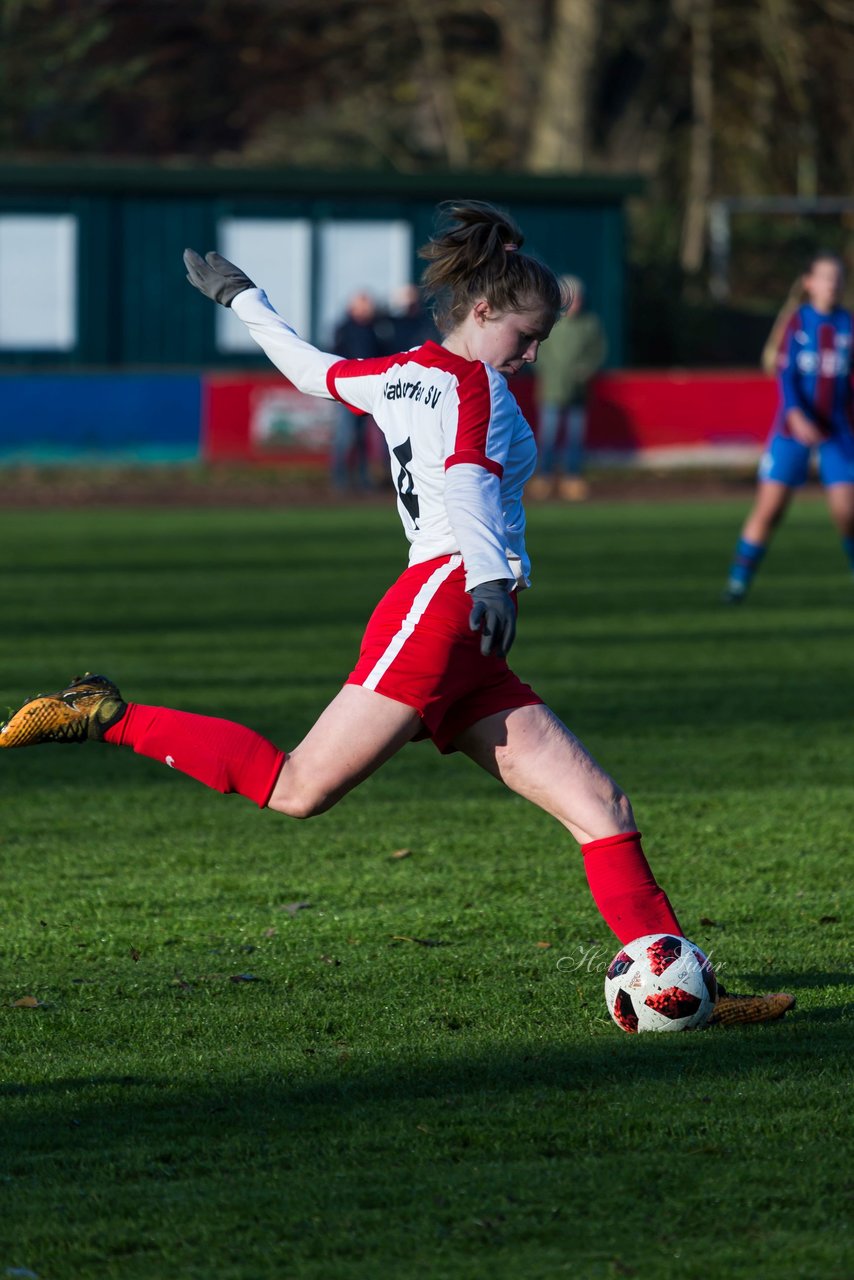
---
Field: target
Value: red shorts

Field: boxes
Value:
[347,554,543,753]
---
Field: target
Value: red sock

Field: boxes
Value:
[582,830,683,944]
[103,703,286,809]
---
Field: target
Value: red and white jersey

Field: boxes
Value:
[232,288,537,589]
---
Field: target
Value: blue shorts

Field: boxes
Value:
[758,433,854,488]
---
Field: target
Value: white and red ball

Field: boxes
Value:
[604,933,717,1033]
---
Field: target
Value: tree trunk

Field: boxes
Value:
[759,0,812,194]
[528,0,602,172]
[405,0,470,168]
[680,0,714,275]
[492,0,543,167]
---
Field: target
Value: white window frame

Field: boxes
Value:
[0,214,77,350]
[317,219,412,348]
[215,217,313,353]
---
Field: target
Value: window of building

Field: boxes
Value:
[215,218,312,353]
[318,220,412,347]
[0,214,77,350]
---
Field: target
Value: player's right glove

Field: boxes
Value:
[469,579,516,658]
[183,249,255,307]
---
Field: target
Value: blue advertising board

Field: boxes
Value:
[0,374,202,462]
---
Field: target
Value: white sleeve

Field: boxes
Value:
[231,288,339,399]
[443,463,515,591]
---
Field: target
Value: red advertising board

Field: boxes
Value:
[202,369,780,465]
[203,373,335,464]
[585,370,777,455]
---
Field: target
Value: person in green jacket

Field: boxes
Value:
[530,275,607,500]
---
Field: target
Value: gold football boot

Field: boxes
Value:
[708,987,796,1028]
[0,673,126,747]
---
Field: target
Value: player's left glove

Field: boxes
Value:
[469,579,516,658]
[183,249,255,307]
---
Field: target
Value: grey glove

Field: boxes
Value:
[183,248,255,307]
[469,579,516,658]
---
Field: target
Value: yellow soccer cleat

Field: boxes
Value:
[708,987,796,1028]
[0,673,126,747]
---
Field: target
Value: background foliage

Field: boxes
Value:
[2,0,854,358]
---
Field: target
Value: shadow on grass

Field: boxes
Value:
[1,1015,846,1114]
[2,1024,849,1276]
[733,969,852,1022]
[783,1006,850,1023]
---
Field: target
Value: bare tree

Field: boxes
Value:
[680,0,714,273]
[528,0,603,172]
[405,0,470,168]
[757,0,813,194]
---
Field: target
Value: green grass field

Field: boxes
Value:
[0,496,850,1280]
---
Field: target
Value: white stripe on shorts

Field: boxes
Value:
[362,554,462,691]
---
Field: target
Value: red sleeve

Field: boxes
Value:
[325,354,402,414]
[325,359,345,401]
[325,359,360,413]
[444,364,504,478]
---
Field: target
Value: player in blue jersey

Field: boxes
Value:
[723,252,854,602]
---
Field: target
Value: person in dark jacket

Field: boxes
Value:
[379,284,440,354]
[331,291,384,489]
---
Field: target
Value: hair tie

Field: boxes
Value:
[504,243,519,252]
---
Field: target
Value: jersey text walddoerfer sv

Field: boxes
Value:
[232,288,537,590]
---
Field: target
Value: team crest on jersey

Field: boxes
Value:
[796,350,847,376]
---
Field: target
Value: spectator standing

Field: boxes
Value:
[378,283,440,354]
[331,291,383,490]
[529,275,607,501]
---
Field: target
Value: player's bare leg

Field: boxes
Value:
[266,684,421,818]
[454,702,794,1026]
[452,702,631,845]
[454,701,681,943]
[1,675,421,814]
[740,479,793,545]
[822,482,854,580]
[824,481,854,537]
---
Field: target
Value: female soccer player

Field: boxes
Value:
[723,252,854,603]
[1,201,791,1027]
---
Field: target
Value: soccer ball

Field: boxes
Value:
[604,933,717,1033]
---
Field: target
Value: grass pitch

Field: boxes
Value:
[0,496,850,1280]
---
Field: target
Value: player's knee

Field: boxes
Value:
[266,756,340,819]
[611,788,635,830]
[269,787,334,820]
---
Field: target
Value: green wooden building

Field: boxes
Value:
[0,165,641,370]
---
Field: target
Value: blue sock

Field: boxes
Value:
[842,537,854,575]
[727,537,765,594]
